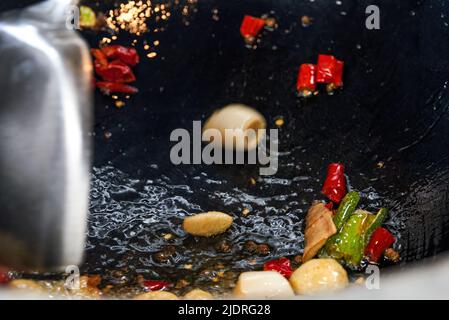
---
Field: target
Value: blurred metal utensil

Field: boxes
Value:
[0,0,92,270]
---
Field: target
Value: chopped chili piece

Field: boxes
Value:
[240,15,266,38]
[101,45,140,66]
[297,63,317,97]
[322,163,347,204]
[96,81,139,94]
[364,227,396,263]
[142,280,172,291]
[325,202,334,210]
[95,59,136,83]
[0,267,10,285]
[263,258,293,278]
[316,54,344,87]
[333,59,344,87]
[91,49,108,67]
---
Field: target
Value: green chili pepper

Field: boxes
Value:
[362,208,388,247]
[333,191,360,230]
[320,207,389,268]
[328,210,374,267]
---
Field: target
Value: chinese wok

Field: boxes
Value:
[57,0,449,295]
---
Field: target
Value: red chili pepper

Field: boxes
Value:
[96,81,139,94]
[91,48,108,67]
[322,163,347,203]
[263,257,292,278]
[297,63,317,95]
[95,59,136,83]
[325,202,334,211]
[101,45,140,66]
[142,280,172,291]
[365,227,395,263]
[240,15,266,38]
[333,60,344,87]
[0,267,10,285]
[316,54,344,87]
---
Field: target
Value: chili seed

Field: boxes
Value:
[243,240,258,253]
[153,245,176,263]
[384,248,401,263]
[256,244,271,255]
[215,239,232,253]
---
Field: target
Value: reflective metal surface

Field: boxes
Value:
[0,0,93,270]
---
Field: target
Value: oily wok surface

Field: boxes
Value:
[71,0,449,295]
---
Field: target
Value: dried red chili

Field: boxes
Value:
[0,267,10,285]
[316,54,344,87]
[240,15,266,38]
[142,280,172,291]
[96,81,139,94]
[101,45,140,66]
[332,59,344,87]
[91,49,108,67]
[297,63,317,96]
[263,257,292,278]
[365,227,396,263]
[95,59,136,83]
[322,163,347,204]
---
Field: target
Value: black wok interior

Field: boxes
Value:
[75,0,449,294]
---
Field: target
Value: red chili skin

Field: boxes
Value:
[316,54,344,86]
[297,63,317,92]
[142,280,172,291]
[325,202,334,211]
[96,81,139,94]
[333,60,344,87]
[365,227,396,263]
[322,163,347,203]
[263,257,292,278]
[95,59,136,83]
[101,45,140,66]
[240,15,266,38]
[91,49,108,67]
[0,267,10,285]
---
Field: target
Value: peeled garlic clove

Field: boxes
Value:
[183,211,233,237]
[183,289,214,300]
[289,259,348,295]
[233,271,295,299]
[203,104,266,151]
[134,291,179,300]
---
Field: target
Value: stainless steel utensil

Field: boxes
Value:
[0,0,92,270]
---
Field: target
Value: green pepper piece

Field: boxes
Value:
[333,191,360,230]
[362,207,388,246]
[330,210,375,267]
[80,6,97,28]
